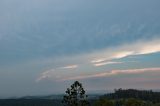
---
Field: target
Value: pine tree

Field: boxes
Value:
[62,81,89,106]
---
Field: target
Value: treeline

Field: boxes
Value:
[94,98,160,106]
[0,89,160,106]
[93,89,160,106]
[102,89,160,103]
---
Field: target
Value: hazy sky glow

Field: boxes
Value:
[0,0,160,97]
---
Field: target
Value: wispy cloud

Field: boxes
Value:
[91,58,107,63]
[136,44,160,55]
[90,39,160,65]
[60,65,78,69]
[94,61,123,67]
[36,38,160,82]
[36,64,78,82]
[112,51,134,59]
[62,67,160,81]
[36,69,55,82]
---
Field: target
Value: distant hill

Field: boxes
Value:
[0,94,100,106]
[0,99,63,106]
[19,94,64,100]
[17,94,100,100]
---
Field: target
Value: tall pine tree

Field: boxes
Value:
[62,81,89,106]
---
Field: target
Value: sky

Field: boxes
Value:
[0,0,160,98]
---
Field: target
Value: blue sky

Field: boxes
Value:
[0,0,160,97]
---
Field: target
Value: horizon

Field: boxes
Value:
[1,88,160,99]
[0,0,160,98]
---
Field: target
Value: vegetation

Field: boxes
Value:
[103,88,160,103]
[0,86,160,106]
[94,98,160,106]
[94,98,115,106]
[94,89,160,106]
[62,81,89,106]
[0,99,63,106]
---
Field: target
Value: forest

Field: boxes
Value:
[0,89,160,106]
[94,89,160,106]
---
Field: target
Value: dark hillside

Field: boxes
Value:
[102,89,160,103]
[0,99,63,106]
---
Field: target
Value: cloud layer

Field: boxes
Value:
[90,39,160,66]
[62,67,160,81]
[0,0,160,97]
[37,38,160,82]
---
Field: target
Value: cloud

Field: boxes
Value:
[36,64,78,82]
[94,61,123,67]
[36,38,160,82]
[112,51,134,59]
[91,58,107,63]
[60,65,78,69]
[91,51,134,65]
[136,44,160,55]
[90,38,160,65]
[35,38,160,83]
[1,0,160,97]
[36,69,55,82]
[62,67,160,81]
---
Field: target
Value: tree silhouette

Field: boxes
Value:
[62,81,89,106]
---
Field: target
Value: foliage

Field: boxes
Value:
[103,88,160,103]
[153,103,160,106]
[94,98,160,106]
[94,98,114,106]
[124,98,145,106]
[94,89,160,106]
[62,81,89,106]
